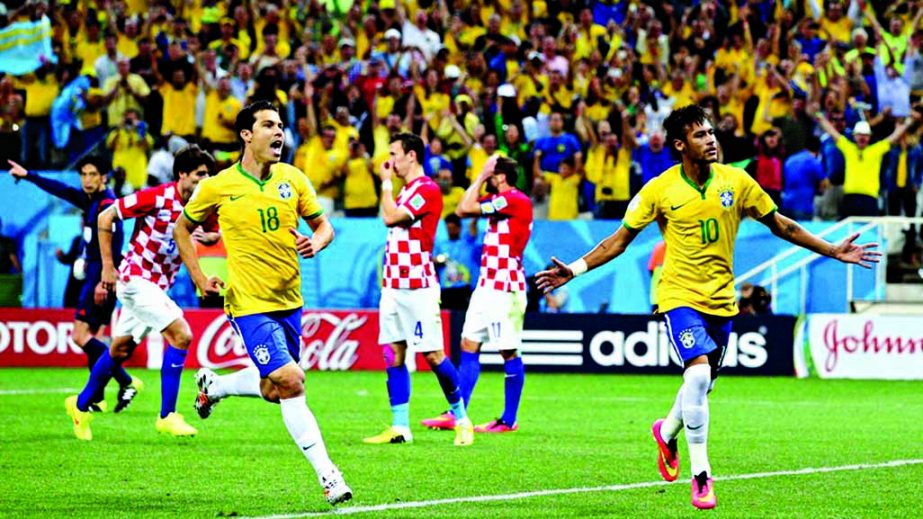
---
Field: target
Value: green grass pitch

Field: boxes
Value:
[1,368,921,517]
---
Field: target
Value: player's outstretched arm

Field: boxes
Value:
[536,225,639,293]
[758,211,882,268]
[174,213,225,295]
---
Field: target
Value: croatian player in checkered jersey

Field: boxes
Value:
[175,101,351,506]
[536,105,881,510]
[66,145,220,440]
[422,156,532,434]
[363,132,475,447]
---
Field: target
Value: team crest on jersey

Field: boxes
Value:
[409,193,425,211]
[679,329,696,349]
[718,187,735,209]
[278,182,293,200]
[254,345,271,365]
[493,196,508,210]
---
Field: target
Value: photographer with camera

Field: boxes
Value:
[103,57,150,132]
[105,108,153,191]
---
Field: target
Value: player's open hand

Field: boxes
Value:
[93,282,110,305]
[535,257,575,293]
[204,276,225,296]
[832,232,881,269]
[7,159,28,179]
[290,228,316,258]
[479,154,499,181]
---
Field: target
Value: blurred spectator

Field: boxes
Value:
[434,214,480,310]
[103,57,150,130]
[157,68,197,140]
[738,283,772,315]
[340,139,378,217]
[816,112,919,217]
[147,135,188,186]
[635,130,674,186]
[782,135,827,221]
[105,108,153,191]
[882,133,923,260]
[94,32,121,86]
[0,217,21,274]
[200,76,242,161]
[13,63,58,169]
[535,156,581,221]
[0,75,24,165]
[747,128,785,208]
[436,168,465,218]
[583,112,637,219]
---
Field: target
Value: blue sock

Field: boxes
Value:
[160,346,187,418]
[458,351,481,409]
[501,356,525,426]
[386,365,410,428]
[433,358,467,420]
[77,349,116,412]
[85,338,132,388]
[81,338,106,404]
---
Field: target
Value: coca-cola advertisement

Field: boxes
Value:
[0,308,451,371]
[797,314,923,380]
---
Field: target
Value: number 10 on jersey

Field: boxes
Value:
[699,218,719,244]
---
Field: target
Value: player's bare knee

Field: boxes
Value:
[423,350,445,368]
[71,322,92,346]
[260,380,282,403]
[109,337,134,362]
[269,365,305,399]
[383,343,406,367]
[461,338,481,353]
[499,349,518,361]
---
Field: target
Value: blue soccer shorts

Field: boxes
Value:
[75,262,116,330]
[664,307,732,369]
[228,308,303,378]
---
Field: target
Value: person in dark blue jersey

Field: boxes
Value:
[8,157,142,412]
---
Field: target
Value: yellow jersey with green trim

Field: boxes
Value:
[622,163,776,317]
[183,162,324,317]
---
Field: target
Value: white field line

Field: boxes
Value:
[0,388,79,395]
[247,458,923,518]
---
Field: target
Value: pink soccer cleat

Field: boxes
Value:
[652,419,680,482]
[474,418,518,433]
[421,411,456,430]
[691,472,716,510]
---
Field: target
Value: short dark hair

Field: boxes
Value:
[663,105,711,159]
[494,156,519,187]
[235,100,279,149]
[76,155,109,176]
[805,135,821,153]
[444,213,461,226]
[390,132,425,165]
[173,144,216,180]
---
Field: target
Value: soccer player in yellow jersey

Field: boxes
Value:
[536,105,881,511]
[173,101,352,507]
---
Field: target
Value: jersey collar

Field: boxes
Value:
[236,162,274,189]
[680,164,714,199]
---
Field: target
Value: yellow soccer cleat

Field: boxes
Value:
[454,417,474,447]
[362,426,413,444]
[65,395,93,441]
[155,412,198,437]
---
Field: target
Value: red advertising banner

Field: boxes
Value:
[0,308,451,371]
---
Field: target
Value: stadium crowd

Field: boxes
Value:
[1,0,922,227]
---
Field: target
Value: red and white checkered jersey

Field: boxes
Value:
[477,188,533,292]
[383,176,443,289]
[116,182,217,290]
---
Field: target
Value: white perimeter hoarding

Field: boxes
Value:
[795,314,923,379]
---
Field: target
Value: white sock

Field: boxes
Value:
[214,366,262,398]
[661,385,684,442]
[682,364,712,477]
[280,396,336,482]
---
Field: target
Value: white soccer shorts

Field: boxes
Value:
[462,288,526,351]
[113,277,184,343]
[378,286,443,352]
